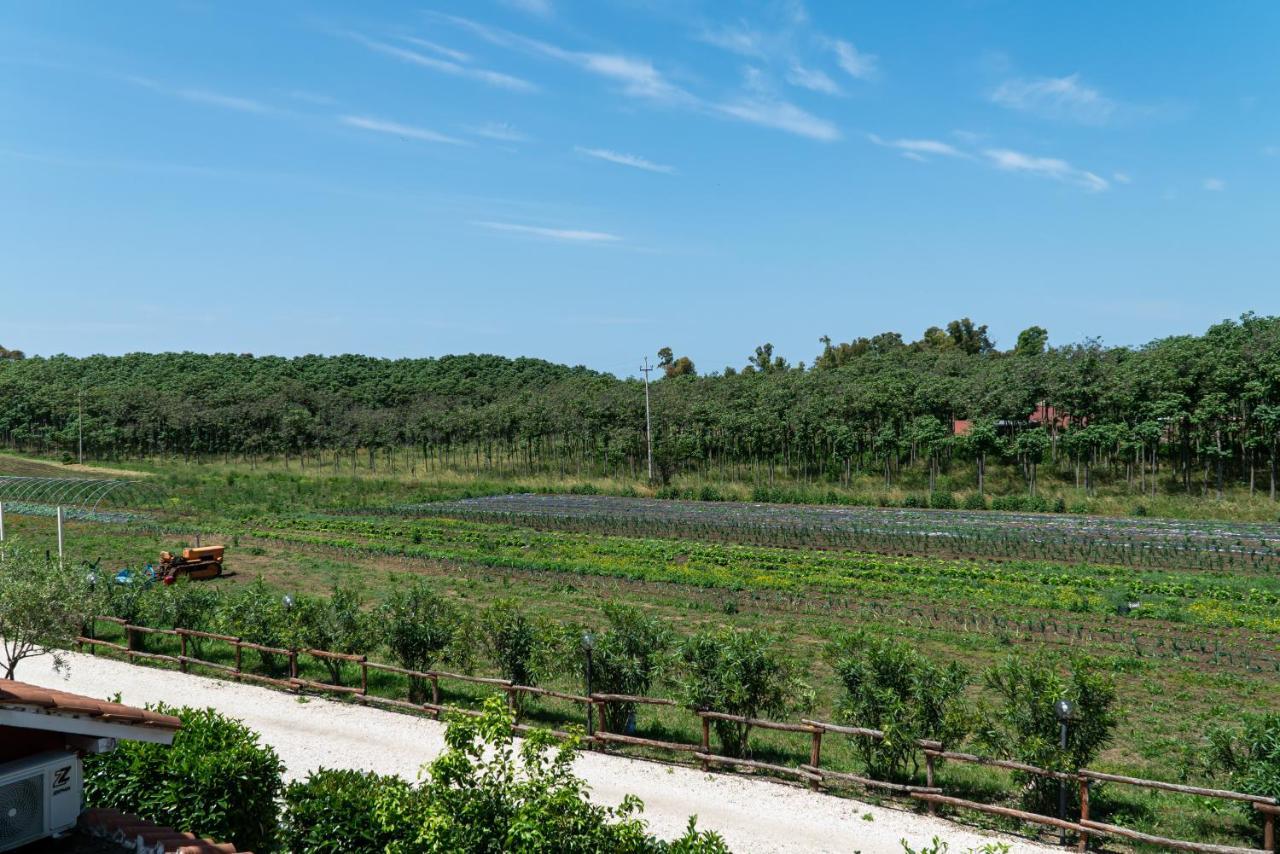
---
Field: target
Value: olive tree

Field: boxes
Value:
[0,544,96,678]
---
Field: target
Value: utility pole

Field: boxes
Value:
[640,356,654,482]
[77,389,84,465]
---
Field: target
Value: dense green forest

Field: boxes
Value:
[2,314,1279,499]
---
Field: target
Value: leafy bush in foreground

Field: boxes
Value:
[1205,713,1280,828]
[829,630,971,779]
[676,628,809,758]
[586,603,673,732]
[83,704,284,852]
[376,696,730,853]
[282,768,411,853]
[979,653,1119,812]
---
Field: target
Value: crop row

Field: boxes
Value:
[253,514,1280,640]
[412,494,1280,574]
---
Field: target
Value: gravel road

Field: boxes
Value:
[24,653,1056,854]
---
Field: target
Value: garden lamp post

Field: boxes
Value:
[282,594,294,611]
[1055,698,1075,843]
[581,632,595,736]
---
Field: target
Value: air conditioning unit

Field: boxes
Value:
[0,751,82,852]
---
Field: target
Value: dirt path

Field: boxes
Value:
[25,653,1057,854]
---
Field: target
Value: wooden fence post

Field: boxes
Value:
[1077,777,1090,853]
[809,728,823,792]
[1262,808,1274,853]
[233,639,242,674]
[359,657,368,695]
[700,717,711,772]
[124,625,134,658]
[430,675,440,709]
[288,651,298,681]
[179,633,188,673]
[925,752,936,814]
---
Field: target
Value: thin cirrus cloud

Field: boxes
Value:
[575,146,675,174]
[435,13,838,141]
[124,75,273,114]
[351,33,537,93]
[830,39,878,80]
[1203,178,1225,191]
[398,35,471,63]
[983,148,1110,192]
[989,74,1116,125]
[341,115,465,145]
[786,64,841,95]
[867,134,966,161]
[717,97,840,141]
[468,122,529,142]
[501,0,553,16]
[473,221,621,242]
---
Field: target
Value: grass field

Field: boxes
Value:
[4,454,1280,850]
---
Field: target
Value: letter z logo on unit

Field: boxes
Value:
[52,766,72,790]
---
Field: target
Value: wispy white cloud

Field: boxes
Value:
[341,115,465,145]
[990,74,1116,125]
[437,14,839,139]
[353,34,537,93]
[1203,177,1225,191]
[697,24,766,58]
[468,121,529,142]
[473,221,621,242]
[399,36,471,63]
[434,14,690,105]
[786,64,841,95]
[126,75,273,113]
[716,97,839,141]
[576,146,675,174]
[830,39,878,80]
[983,148,1109,192]
[867,134,965,160]
[1112,171,1132,184]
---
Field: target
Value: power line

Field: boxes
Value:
[640,356,654,482]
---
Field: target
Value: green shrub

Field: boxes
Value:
[0,543,95,678]
[928,491,956,509]
[382,696,729,853]
[676,628,809,757]
[377,579,458,702]
[829,631,971,779]
[901,494,925,508]
[962,492,988,511]
[481,601,554,711]
[216,578,291,675]
[293,584,370,684]
[282,767,411,853]
[83,705,284,852]
[979,653,1119,812]
[1205,713,1280,828]
[142,579,221,657]
[587,604,673,732]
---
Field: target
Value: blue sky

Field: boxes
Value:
[2,1,1277,375]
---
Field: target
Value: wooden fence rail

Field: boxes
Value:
[75,617,1279,853]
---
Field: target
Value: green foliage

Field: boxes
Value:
[292,584,370,684]
[83,704,284,853]
[676,628,809,757]
[282,768,411,853]
[377,579,458,702]
[1205,713,1280,823]
[217,577,291,675]
[0,543,95,678]
[482,599,550,692]
[588,604,673,732]
[829,631,971,779]
[378,696,730,853]
[979,652,1119,811]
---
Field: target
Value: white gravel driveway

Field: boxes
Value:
[23,652,1056,854]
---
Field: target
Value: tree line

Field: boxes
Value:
[1,313,1278,498]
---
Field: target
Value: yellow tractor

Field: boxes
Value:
[157,545,225,584]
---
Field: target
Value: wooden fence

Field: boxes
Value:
[76,617,1277,853]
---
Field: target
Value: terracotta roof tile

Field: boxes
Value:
[79,808,247,854]
[0,679,182,730]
